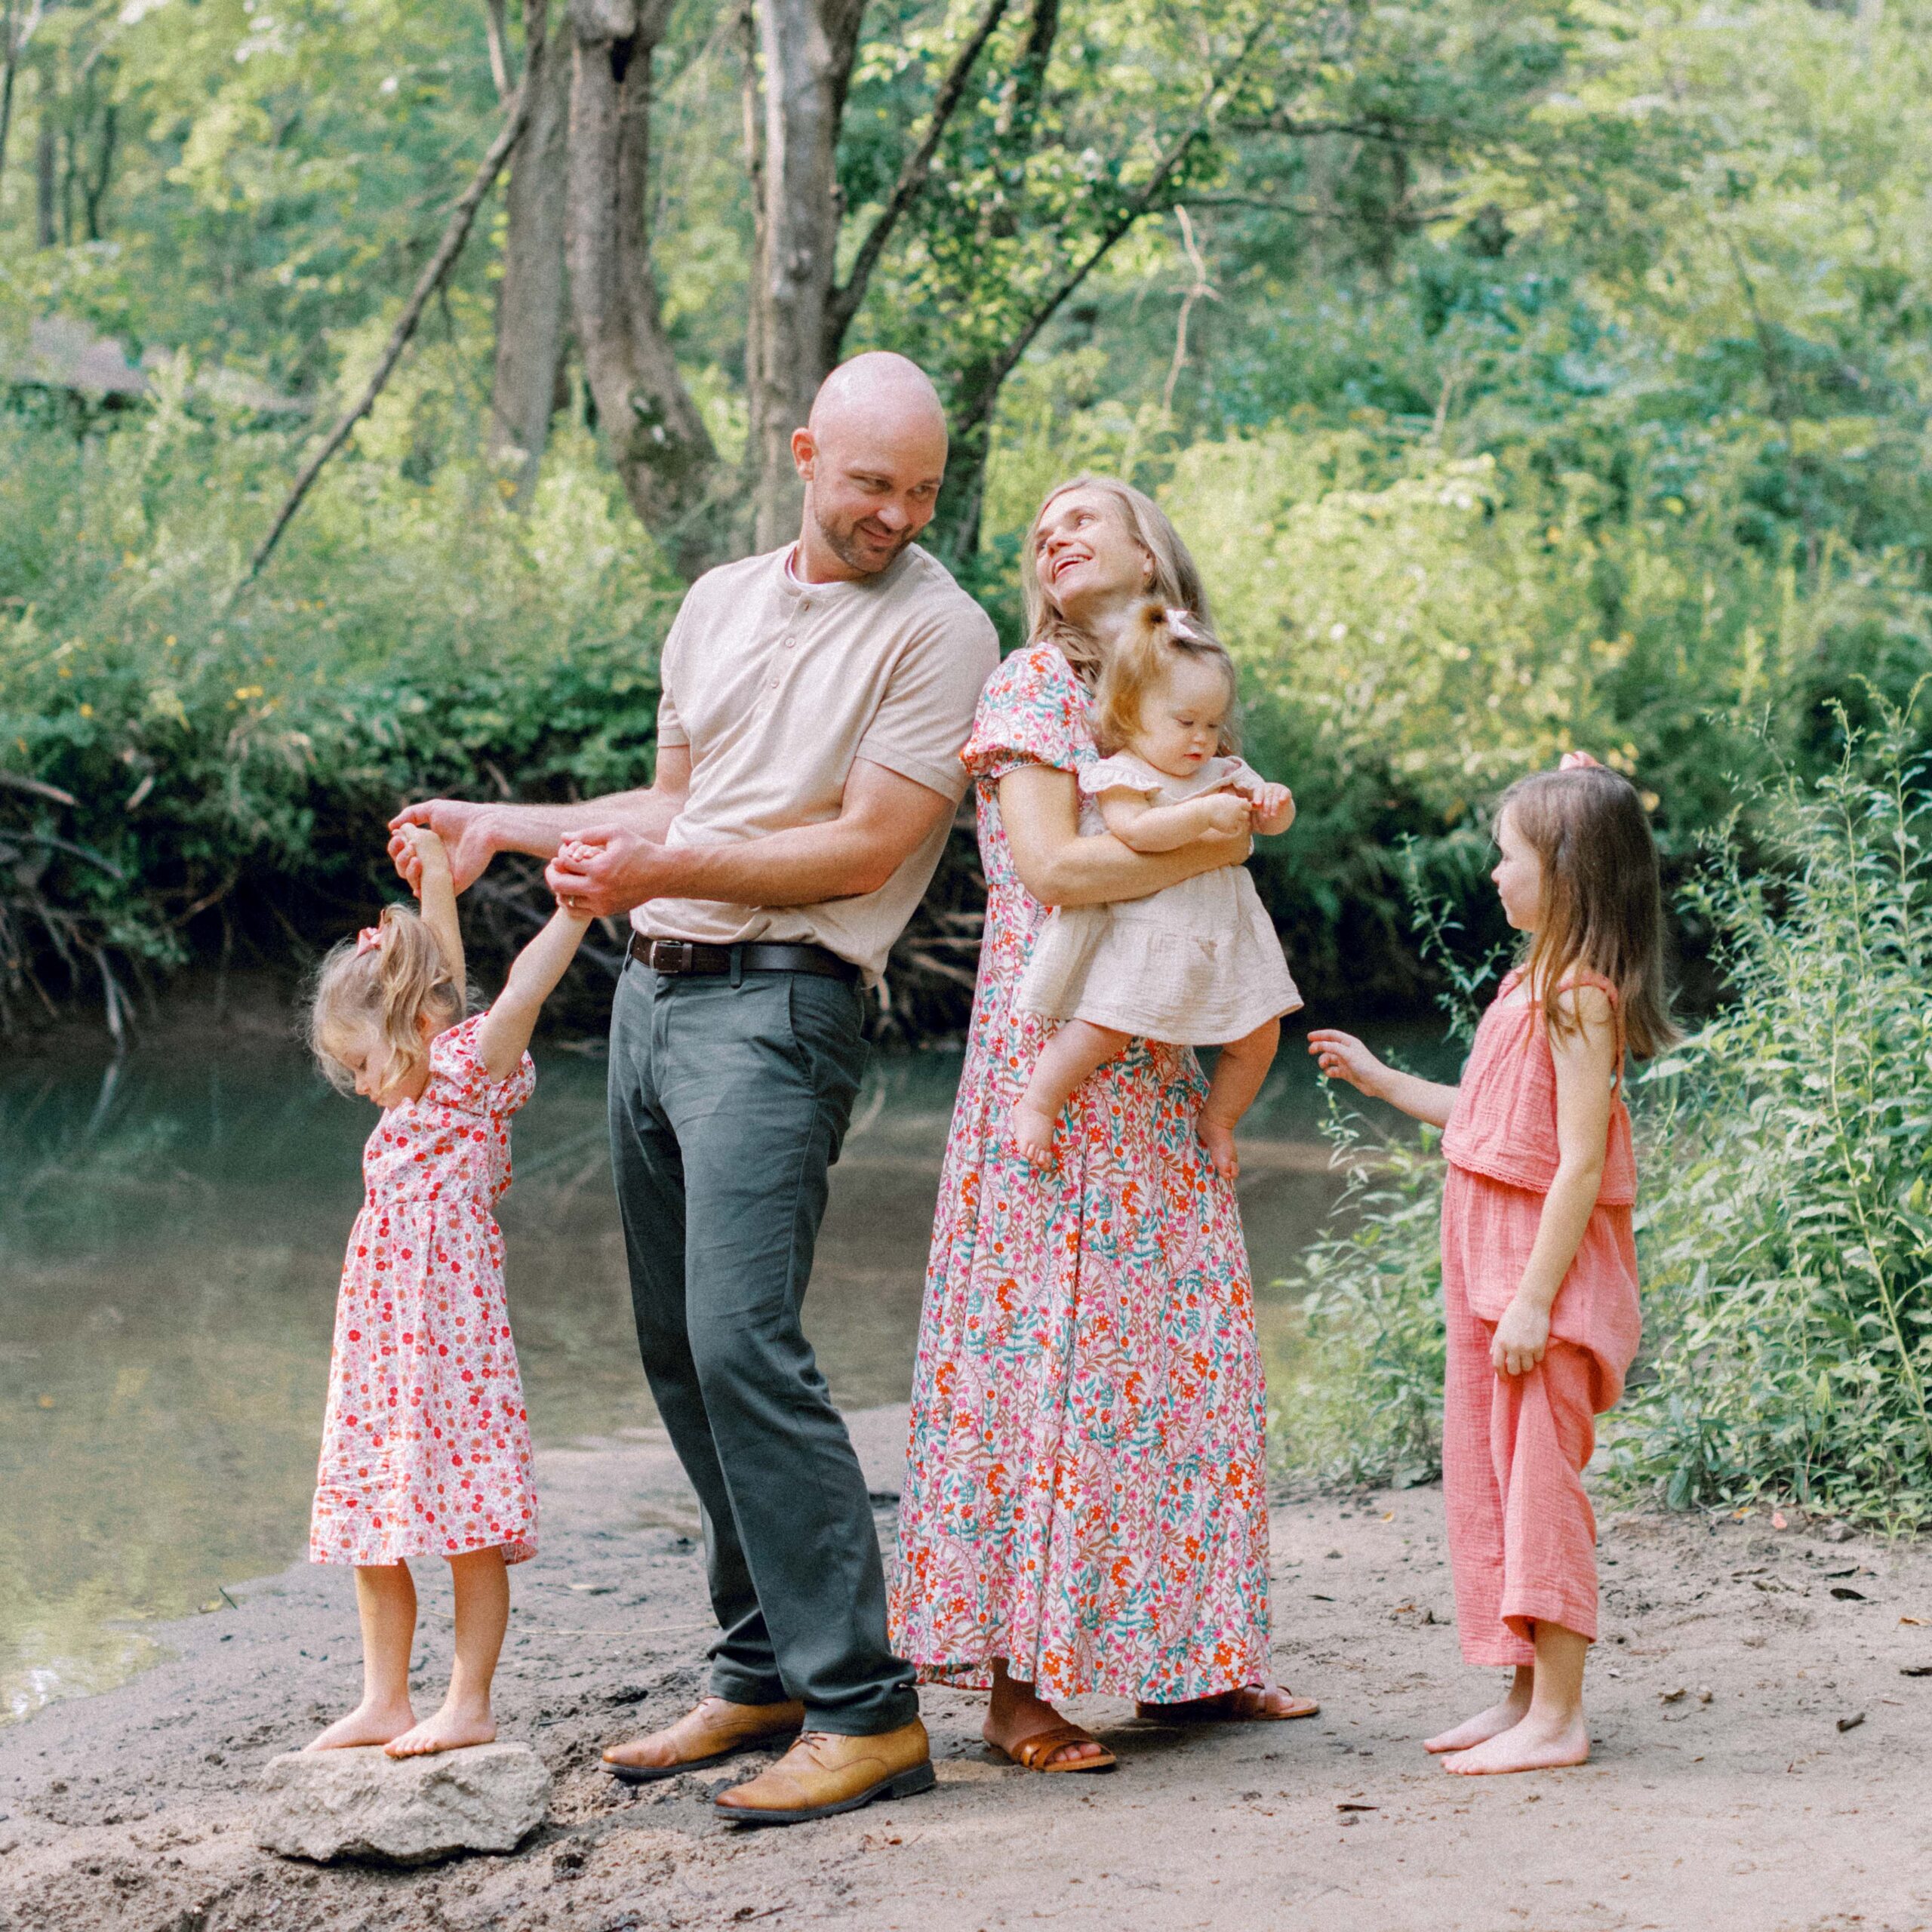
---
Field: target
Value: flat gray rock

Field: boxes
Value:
[256,1742,551,1865]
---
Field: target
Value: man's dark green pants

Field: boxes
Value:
[608,959,918,1736]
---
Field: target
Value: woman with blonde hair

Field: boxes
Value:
[889,475,1318,1771]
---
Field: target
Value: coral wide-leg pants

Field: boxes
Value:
[1440,1169,1638,1668]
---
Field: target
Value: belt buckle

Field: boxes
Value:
[649,939,694,974]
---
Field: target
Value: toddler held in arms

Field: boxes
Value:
[303,825,589,1757]
[1309,755,1675,1776]
[1011,601,1301,1179]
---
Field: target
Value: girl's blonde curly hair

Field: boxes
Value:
[308,903,466,1095]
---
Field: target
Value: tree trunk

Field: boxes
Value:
[566,0,722,580]
[32,112,52,245]
[489,0,572,506]
[746,0,865,552]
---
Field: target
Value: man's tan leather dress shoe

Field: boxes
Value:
[602,1696,804,1786]
[712,1718,934,1825]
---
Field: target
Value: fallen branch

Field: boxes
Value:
[230,0,549,601]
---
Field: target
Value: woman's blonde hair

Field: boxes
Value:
[1497,764,1678,1062]
[1021,474,1212,689]
[1093,601,1241,757]
[308,903,466,1095]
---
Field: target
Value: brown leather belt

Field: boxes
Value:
[626,933,860,985]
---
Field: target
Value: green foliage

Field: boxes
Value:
[1278,718,1932,1525]
[1611,712,1932,1527]
[0,390,674,1019]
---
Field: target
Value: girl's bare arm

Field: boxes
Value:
[474,907,595,1081]
[1491,988,1617,1374]
[1306,1029,1460,1128]
[402,827,466,992]
[1097,787,1251,854]
[999,765,1250,909]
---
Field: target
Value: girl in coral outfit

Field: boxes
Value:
[303,824,589,1758]
[1309,755,1675,1775]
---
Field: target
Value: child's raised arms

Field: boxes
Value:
[475,896,595,1082]
[397,824,466,994]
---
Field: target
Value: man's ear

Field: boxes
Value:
[791,426,817,481]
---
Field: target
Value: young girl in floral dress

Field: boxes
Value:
[1310,756,1675,1776]
[1010,599,1301,1180]
[303,825,588,1757]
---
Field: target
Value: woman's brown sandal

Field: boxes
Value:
[995,1721,1118,1773]
[1134,1686,1321,1723]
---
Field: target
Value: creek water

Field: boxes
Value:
[0,1026,1448,1724]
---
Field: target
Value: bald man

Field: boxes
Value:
[389,352,997,1825]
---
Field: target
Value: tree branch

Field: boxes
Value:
[232,1,548,600]
[482,0,514,101]
[823,0,1012,361]
[955,20,1264,441]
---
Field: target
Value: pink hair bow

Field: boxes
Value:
[1559,750,1602,771]
[1164,605,1201,641]
[354,925,386,956]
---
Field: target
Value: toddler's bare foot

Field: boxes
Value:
[1197,1114,1240,1180]
[1423,1688,1532,1754]
[306,1698,417,1752]
[383,1700,497,1758]
[1009,1101,1059,1168]
[1441,1712,1589,1776]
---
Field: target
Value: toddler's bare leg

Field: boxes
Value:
[306,1562,418,1749]
[386,1548,509,1758]
[1198,1017,1281,1181]
[1010,1021,1131,1166]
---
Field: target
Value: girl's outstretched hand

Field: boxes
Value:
[1306,1028,1386,1100]
[1251,783,1296,836]
[1491,1296,1550,1377]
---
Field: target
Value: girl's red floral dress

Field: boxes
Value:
[888,643,1273,1700]
[310,1013,539,1567]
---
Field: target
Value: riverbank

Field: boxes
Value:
[2,1404,1927,1932]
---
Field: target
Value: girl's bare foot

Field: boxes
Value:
[1423,1686,1533,1754]
[383,1697,497,1758]
[1442,1711,1589,1775]
[306,1698,417,1752]
[1009,1101,1058,1168]
[1197,1113,1239,1180]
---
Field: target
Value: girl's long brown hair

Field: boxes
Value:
[1020,475,1211,689]
[308,903,466,1094]
[1499,764,1678,1061]
[1094,601,1241,757]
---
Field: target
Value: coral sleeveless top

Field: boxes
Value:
[1441,968,1636,1206]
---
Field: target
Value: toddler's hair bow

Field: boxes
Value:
[1164,605,1201,641]
[1559,750,1603,771]
[354,924,386,957]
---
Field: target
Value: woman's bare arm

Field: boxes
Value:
[999,764,1251,909]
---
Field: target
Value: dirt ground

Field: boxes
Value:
[2,1404,1928,1932]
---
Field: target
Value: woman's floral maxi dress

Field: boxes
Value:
[310,1013,539,1567]
[888,643,1273,1700]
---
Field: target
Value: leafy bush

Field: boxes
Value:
[0,392,675,1029]
[1611,709,1932,1527]
[1276,715,1932,1527]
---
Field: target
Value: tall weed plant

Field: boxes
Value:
[1277,714,1932,1527]
[1614,708,1932,1526]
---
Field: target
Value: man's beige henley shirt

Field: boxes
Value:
[637,541,1000,985]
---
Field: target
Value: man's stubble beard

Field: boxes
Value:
[811,500,915,577]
